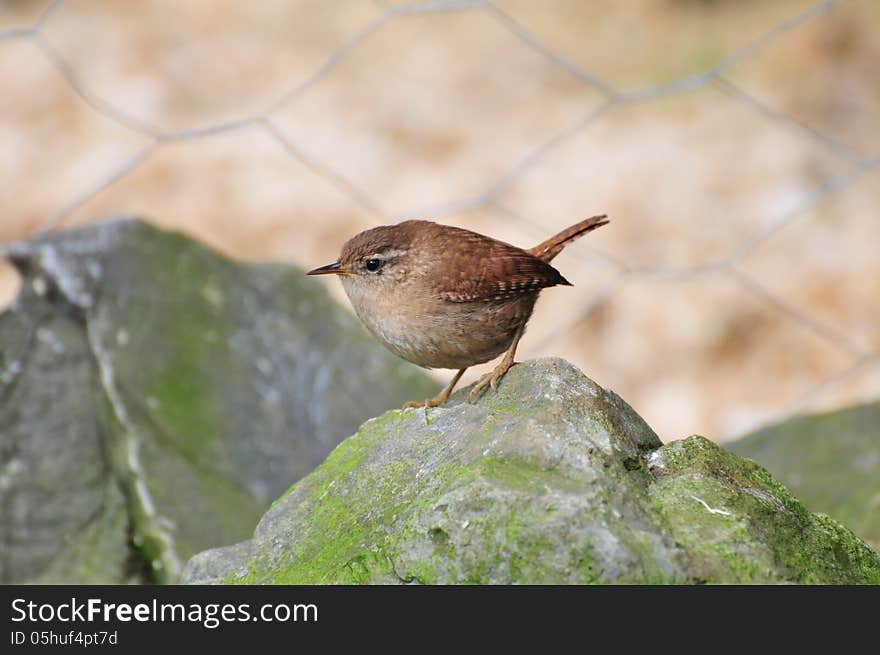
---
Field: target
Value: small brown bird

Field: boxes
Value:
[308,215,609,408]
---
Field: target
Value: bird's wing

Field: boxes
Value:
[430,227,569,303]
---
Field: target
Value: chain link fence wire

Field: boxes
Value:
[1,0,877,440]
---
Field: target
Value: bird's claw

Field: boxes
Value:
[468,361,514,403]
[468,377,490,403]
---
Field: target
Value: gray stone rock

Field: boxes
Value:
[0,218,438,583]
[729,402,880,550]
[182,358,880,584]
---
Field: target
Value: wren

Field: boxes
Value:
[308,215,609,408]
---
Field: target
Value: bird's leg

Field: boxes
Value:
[469,324,525,403]
[403,368,467,410]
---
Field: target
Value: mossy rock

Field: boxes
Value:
[183,359,880,585]
[729,403,880,550]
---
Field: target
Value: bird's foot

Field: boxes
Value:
[403,398,436,410]
[404,392,452,424]
[468,360,516,403]
[402,368,467,412]
[402,391,450,411]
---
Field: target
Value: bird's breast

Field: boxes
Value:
[343,279,537,369]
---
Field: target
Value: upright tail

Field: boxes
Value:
[528,214,609,263]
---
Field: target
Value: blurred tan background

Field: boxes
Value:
[1,0,878,442]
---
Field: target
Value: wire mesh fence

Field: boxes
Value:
[1,0,877,440]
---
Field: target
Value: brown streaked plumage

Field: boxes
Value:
[308,215,609,408]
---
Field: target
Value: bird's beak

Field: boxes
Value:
[307,261,347,276]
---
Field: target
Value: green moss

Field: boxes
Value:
[476,454,586,494]
[145,307,227,461]
[231,409,482,583]
[730,402,880,549]
[650,474,777,583]
[651,436,880,584]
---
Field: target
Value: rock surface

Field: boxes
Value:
[183,359,880,585]
[0,219,438,583]
[730,402,880,550]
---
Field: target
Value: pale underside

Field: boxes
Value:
[352,291,539,370]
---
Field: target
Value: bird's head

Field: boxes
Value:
[307,221,426,301]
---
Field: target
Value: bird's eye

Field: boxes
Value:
[365,258,382,272]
